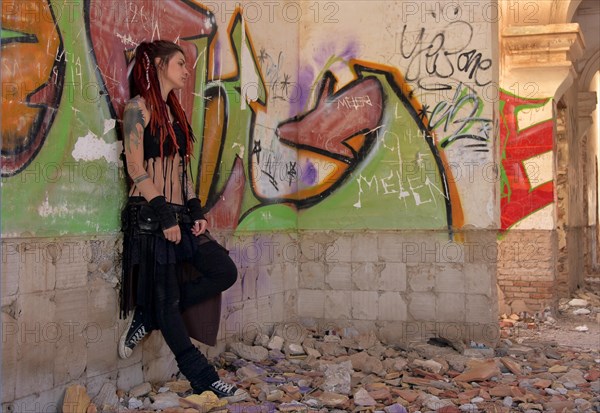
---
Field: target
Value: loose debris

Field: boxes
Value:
[64,292,599,413]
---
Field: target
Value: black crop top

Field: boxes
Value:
[143,121,187,160]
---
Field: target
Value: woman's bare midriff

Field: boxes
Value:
[129,154,185,205]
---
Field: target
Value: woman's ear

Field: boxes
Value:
[154,57,163,69]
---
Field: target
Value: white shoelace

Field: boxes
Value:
[129,326,146,346]
[211,380,235,393]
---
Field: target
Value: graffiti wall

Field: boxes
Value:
[499,89,554,231]
[2,0,500,236]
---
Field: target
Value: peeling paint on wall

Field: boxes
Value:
[71,132,122,164]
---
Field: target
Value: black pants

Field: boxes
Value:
[153,238,237,383]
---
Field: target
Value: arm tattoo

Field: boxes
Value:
[123,100,145,153]
[133,173,150,184]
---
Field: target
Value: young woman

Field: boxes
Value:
[118,40,246,402]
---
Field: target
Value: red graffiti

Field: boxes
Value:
[87,0,216,119]
[500,91,553,231]
[277,73,383,160]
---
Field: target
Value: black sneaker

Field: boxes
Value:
[207,380,249,402]
[118,308,149,359]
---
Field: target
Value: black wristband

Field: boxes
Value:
[149,196,177,230]
[186,198,205,222]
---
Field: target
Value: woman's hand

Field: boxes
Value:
[191,219,208,236]
[163,225,181,244]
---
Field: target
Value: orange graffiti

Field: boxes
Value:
[1,0,63,176]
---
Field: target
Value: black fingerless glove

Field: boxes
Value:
[186,197,206,222]
[149,195,178,230]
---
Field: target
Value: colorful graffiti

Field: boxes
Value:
[1,0,65,176]
[499,90,554,231]
[391,21,493,151]
[1,0,509,236]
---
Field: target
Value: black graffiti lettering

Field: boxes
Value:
[252,140,262,164]
[285,161,297,186]
[456,50,492,87]
[259,49,296,103]
[428,82,493,149]
[262,153,279,191]
[399,21,492,89]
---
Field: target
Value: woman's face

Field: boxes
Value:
[158,51,189,91]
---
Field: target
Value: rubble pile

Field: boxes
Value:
[64,319,599,413]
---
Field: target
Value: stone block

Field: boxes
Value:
[62,384,91,413]
[254,234,279,267]
[436,239,465,264]
[277,238,299,266]
[465,263,493,295]
[436,293,466,322]
[352,262,383,291]
[54,288,89,386]
[85,370,118,400]
[407,264,435,291]
[435,264,465,293]
[399,233,446,264]
[11,385,65,413]
[15,292,56,399]
[324,291,352,319]
[221,305,243,342]
[228,235,265,269]
[377,321,409,345]
[240,265,258,301]
[297,289,325,318]
[284,290,297,316]
[298,236,321,263]
[91,381,119,412]
[88,279,118,329]
[351,291,378,320]
[271,232,298,263]
[1,313,17,403]
[378,292,407,321]
[257,264,285,297]
[257,292,284,324]
[377,233,404,262]
[19,242,56,294]
[86,323,119,379]
[351,233,379,262]
[55,241,88,290]
[242,299,259,330]
[298,261,326,289]
[117,362,145,392]
[1,241,19,297]
[325,263,352,290]
[408,292,436,321]
[379,262,407,291]
[466,294,496,324]
[281,261,298,291]
[328,234,352,262]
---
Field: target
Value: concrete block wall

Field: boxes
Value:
[1,231,301,411]
[1,236,123,412]
[296,230,499,347]
[2,229,500,410]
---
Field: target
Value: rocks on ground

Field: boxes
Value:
[62,291,600,413]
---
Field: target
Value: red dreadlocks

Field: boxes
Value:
[131,40,194,160]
